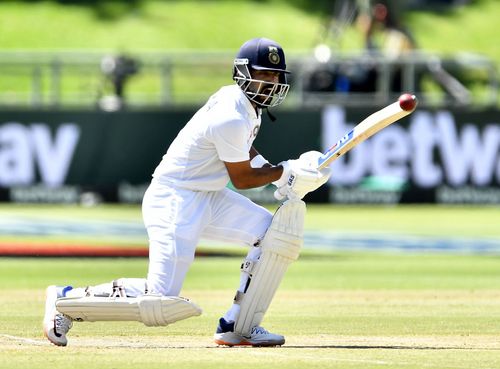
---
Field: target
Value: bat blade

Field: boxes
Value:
[317,96,417,170]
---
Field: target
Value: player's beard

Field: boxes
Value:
[251,83,275,106]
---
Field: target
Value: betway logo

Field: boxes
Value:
[0,123,80,187]
[323,107,500,187]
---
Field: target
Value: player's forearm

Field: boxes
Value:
[230,165,284,190]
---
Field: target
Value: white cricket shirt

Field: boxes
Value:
[152,85,262,191]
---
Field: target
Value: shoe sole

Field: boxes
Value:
[43,324,67,347]
[214,338,283,347]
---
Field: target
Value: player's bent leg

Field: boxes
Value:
[55,280,202,327]
[205,187,272,323]
[214,199,305,347]
[235,199,305,334]
[43,285,74,346]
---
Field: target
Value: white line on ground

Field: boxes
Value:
[0,334,48,346]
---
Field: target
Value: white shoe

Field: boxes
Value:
[214,318,285,347]
[43,285,73,346]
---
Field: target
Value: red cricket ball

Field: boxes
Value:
[398,93,418,112]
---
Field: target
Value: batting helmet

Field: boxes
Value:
[233,38,290,107]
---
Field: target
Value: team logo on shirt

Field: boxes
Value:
[248,124,260,144]
[253,125,260,137]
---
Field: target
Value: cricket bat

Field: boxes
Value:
[317,93,418,170]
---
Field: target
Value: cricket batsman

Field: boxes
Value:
[43,37,331,347]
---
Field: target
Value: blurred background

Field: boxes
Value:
[0,0,499,256]
[1,5,499,362]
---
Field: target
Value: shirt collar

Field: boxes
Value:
[236,85,260,120]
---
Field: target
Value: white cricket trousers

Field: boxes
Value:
[142,180,273,296]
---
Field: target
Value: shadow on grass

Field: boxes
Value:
[283,345,500,350]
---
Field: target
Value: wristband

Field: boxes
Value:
[250,154,270,168]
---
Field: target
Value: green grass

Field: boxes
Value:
[0,204,500,368]
[0,1,322,51]
[1,1,499,106]
[1,255,499,369]
[0,1,498,62]
[407,0,500,61]
[305,204,500,238]
[1,203,500,245]
[0,1,325,105]
[1,253,499,291]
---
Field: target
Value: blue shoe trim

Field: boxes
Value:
[61,285,73,297]
[216,318,235,334]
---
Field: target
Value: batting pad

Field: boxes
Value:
[234,199,305,336]
[56,295,202,327]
